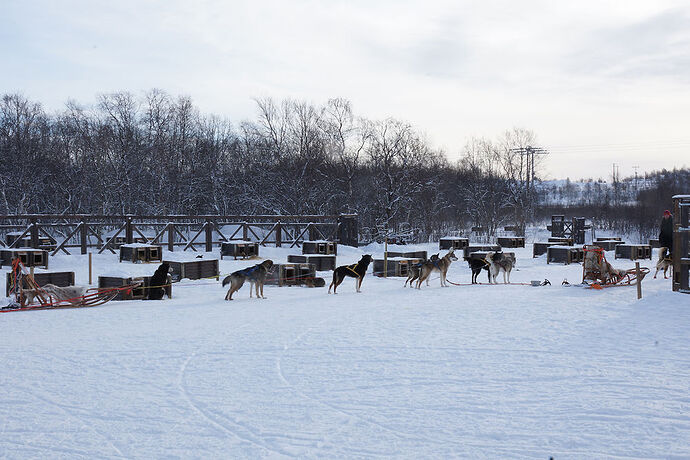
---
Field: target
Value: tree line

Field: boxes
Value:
[1,91,686,242]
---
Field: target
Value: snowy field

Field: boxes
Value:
[1,243,689,459]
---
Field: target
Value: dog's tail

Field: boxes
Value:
[222,275,233,287]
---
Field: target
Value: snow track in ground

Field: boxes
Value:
[1,244,689,458]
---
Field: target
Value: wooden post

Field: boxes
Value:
[205,220,213,252]
[275,222,282,247]
[80,222,88,255]
[384,237,388,278]
[89,253,93,285]
[30,218,39,249]
[243,222,248,241]
[636,262,642,300]
[125,217,133,244]
[168,223,174,252]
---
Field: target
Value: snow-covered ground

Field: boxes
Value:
[1,243,688,459]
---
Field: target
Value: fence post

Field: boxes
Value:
[205,220,213,252]
[275,221,282,247]
[80,222,88,255]
[125,217,133,244]
[384,237,388,278]
[168,223,175,252]
[30,218,39,249]
[337,214,358,247]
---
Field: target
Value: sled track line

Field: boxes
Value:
[275,316,464,451]
[18,385,126,459]
[176,326,293,458]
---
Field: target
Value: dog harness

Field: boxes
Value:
[345,264,361,277]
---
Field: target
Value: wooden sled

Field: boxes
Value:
[582,245,649,289]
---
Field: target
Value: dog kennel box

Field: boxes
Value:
[593,238,625,251]
[385,250,427,260]
[547,237,573,246]
[5,271,74,297]
[463,245,501,260]
[497,237,525,248]
[264,263,317,287]
[614,244,652,260]
[107,236,148,250]
[0,248,49,269]
[119,244,163,264]
[287,254,336,271]
[5,233,57,251]
[373,257,424,277]
[439,237,469,250]
[648,238,660,248]
[546,245,585,265]
[221,240,259,260]
[98,275,172,301]
[532,242,559,257]
[164,259,219,282]
[302,240,338,256]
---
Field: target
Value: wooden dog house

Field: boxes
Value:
[302,240,337,256]
[373,257,424,277]
[287,254,336,271]
[439,237,469,250]
[119,244,163,264]
[164,259,219,282]
[0,248,49,269]
[98,275,172,301]
[5,271,74,297]
[221,240,259,260]
[614,244,652,261]
[497,237,525,248]
[265,263,319,287]
[547,245,585,265]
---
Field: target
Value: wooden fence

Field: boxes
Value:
[0,214,358,256]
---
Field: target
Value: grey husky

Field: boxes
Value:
[416,248,458,289]
[222,260,274,300]
[485,251,516,284]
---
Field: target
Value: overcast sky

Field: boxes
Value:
[2,0,690,180]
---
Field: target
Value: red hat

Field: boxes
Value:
[664,210,671,216]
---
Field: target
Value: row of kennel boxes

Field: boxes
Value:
[5,271,74,297]
[98,275,172,301]
[265,263,324,287]
[614,244,652,261]
[439,237,469,250]
[464,245,501,260]
[119,244,162,263]
[0,248,49,269]
[373,257,424,277]
[221,240,259,260]
[303,241,337,255]
[164,259,220,282]
[593,237,625,251]
[496,237,525,248]
[287,254,336,271]
[5,232,57,251]
[546,246,585,265]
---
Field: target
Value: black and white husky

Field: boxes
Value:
[484,251,515,284]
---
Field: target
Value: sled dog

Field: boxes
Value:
[416,248,458,289]
[468,257,490,284]
[222,260,274,300]
[484,251,515,284]
[148,262,171,300]
[653,247,673,279]
[404,253,439,288]
[329,254,373,294]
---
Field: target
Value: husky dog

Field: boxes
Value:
[484,251,515,284]
[404,253,439,288]
[654,247,673,279]
[468,257,491,284]
[222,260,274,300]
[22,284,87,306]
[416,248,458,289]
[329,254,373,294]
[148,262,170,300]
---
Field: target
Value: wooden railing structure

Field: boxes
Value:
[0,214,358,256]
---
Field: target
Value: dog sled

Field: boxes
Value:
[2,259,128,312]
[581,245,649,289]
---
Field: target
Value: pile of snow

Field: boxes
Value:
[1,243,688,458]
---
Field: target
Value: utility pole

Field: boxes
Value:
[509,145,549,224]
[632,165,639,190]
